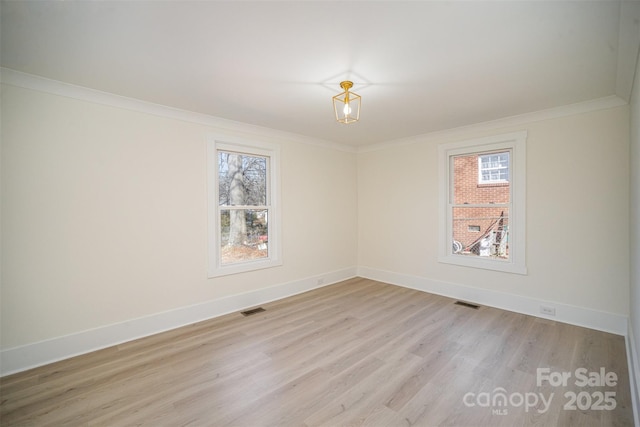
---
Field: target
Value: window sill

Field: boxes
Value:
[208,258,283,278]
[438,255,527,275]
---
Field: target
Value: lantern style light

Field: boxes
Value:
[333,81,361,124]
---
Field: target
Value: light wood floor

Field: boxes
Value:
[0,278,634,426]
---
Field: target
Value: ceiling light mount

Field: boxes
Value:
[339,80,353,91]
[333,80,361,124]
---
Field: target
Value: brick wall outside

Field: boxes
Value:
[453,154,509,255]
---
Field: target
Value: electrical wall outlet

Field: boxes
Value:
[540,305,556,316]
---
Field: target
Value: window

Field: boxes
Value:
[478,152,509,184]
[208,137,281,277]
[438,131,527,274]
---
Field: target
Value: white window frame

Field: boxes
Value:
[207,136,282,277]
[438,131,527,274]
[478,152,509,184]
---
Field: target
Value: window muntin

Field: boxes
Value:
[438,131,526,274]
[208,138,281,277]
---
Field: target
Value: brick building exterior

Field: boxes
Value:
[453,153,510,257]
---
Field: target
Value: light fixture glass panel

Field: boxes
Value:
[333,82,361,124]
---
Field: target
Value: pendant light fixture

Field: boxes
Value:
[333,81,361,124]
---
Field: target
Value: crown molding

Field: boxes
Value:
[615,0,640,102]
[0,68,356,153]
[358,95,628,153]
[0,68,627,155]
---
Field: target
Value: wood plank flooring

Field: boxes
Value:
[0,278,634,426]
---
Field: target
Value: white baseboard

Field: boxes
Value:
[357,266,628,336]
[0,266,630,379]
[0,268,357,377]
[627,321,640,427]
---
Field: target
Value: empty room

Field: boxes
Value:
[1,1,640,426]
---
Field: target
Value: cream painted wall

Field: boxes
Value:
[0,74,634,373]
[0,84,358,350]
[358,106,630,317]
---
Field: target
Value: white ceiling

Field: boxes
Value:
[1,1,639,147]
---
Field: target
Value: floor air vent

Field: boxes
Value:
[241,307,266,316]
[454,301,480,309]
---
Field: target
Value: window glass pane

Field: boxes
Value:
[454,153,510,204]
[452,207,509,259]
[220,209,269,265]
[453,154,477,204]
[218,152,267,206]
